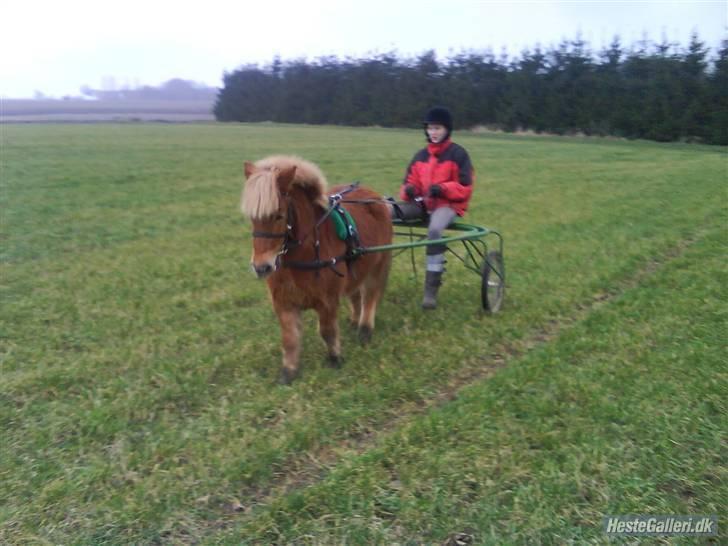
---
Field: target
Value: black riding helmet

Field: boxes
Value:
[423,107,453,142]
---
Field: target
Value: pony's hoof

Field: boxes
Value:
[278,367,299,385]
[358,326,373,345]
[327,354,343,369]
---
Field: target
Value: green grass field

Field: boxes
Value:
[1,124,725,544]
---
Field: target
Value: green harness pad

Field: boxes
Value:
[331,206,358,241]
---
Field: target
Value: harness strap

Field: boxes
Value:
[307,182,362,277]
[313,182,360,232]
[283,249,364,277]
[252,230,288,239]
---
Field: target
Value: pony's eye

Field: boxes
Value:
[274,214,285,221]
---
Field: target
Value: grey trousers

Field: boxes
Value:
[426,207,457,256]
[425,207,457,274]
[391,202,457,270]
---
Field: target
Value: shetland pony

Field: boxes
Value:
[241,156,393,384]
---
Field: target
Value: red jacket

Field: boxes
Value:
[400,139,474,216]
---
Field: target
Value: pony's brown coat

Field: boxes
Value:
[242,156,393,383]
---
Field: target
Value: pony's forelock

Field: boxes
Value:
[241,156,329,219]
[241,169,280,219]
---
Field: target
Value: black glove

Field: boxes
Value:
[428,184,443,198]
[404,184,417,199]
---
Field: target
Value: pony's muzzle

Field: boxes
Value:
[251,261,276,279]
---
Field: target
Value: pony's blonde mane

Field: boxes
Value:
[241,155,329,219]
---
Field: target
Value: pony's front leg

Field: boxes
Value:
[316,303,342,368]
[275,307,302,384]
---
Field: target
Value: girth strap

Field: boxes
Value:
[283,248,364,277]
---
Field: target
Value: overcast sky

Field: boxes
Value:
[1,0,725,98]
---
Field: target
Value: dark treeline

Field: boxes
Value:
[215,35,727,145]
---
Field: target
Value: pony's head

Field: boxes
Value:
[241,156,328,278]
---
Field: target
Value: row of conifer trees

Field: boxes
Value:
[214,35,727,145]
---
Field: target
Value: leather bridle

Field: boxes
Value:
[251,196,300,267]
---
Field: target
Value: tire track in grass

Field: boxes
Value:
[223,224,713,525]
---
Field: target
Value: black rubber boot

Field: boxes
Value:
[422,270,443,310]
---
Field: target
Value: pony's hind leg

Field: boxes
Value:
[358,254,392,344]
[275,307,303,384]
[316,303,342,368]
[348,289,362,330]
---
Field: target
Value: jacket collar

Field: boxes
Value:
[427,138,452,156]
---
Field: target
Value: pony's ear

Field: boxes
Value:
[244,161,257,179]
[276,165,297,193]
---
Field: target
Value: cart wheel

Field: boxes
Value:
[481,251,505,313]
